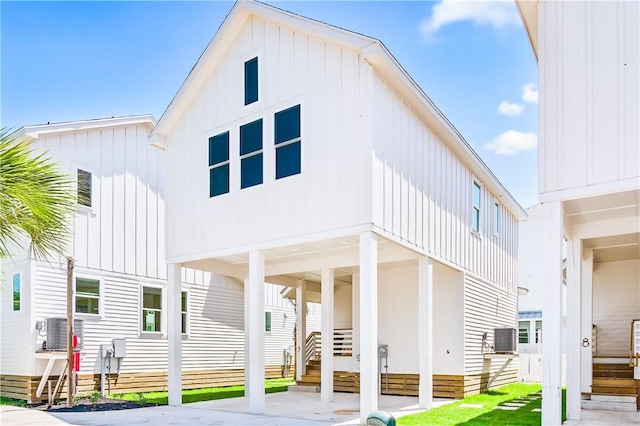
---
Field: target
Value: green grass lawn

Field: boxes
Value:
[0,397,27,406]
[111,378,294,405]
[398,384,566,426]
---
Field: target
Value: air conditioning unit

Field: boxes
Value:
[46,318,84,351]
[494,328,516,353]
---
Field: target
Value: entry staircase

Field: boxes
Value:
[582,320,639,412]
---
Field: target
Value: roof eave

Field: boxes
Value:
[515,0,538,61]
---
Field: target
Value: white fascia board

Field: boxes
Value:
[363,43,527,221]
[151,0,375,141]
[515,0,538,61]
[18,114,157,141]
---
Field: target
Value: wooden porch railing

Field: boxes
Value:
[304,328,354,364]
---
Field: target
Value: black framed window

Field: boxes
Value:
[274,105,301,179]
[240,119,263,189]
[77,169,92,207]
[209,132,230,197]
[244,57,258,105]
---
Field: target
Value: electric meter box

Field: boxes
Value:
[112,339,126,358]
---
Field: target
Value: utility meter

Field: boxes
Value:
[378,345,388,358]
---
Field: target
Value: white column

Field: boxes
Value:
[566,238,582,420]
[244,278,250,394]
[296,280,307,381]
[167,263,182,406]
[418,256,433,409]
[540,201,563,426]
[580,249,594,394]
[359,231,378,424]
[247,250,265,414]
[352,274,360,372]
[321,268,334,402]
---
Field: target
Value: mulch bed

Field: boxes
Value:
[32,396,160,412]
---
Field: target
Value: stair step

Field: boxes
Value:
[288,384,320,393]
[581,400,638,412]
[591,394,637,403]
[591,386,637,395]
[592,378,636,386]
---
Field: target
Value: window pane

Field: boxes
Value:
[494,202,499,233]
[275,105,300,144]
[276,141,301,179]
[519,321,530,344]
[143,287,162,309]
[473,209,480,232]
[76,296,99,315]
[240,119,263,155]
[76,278,99,296]
[244,57,258,105]
[265,311,272,332]
[12,273,20,311]
[241,153,263,189]
[210,164,230,197]
[535,320,542,343]
[182,313,187,334]
[77,169,92,207]
[143,310,161,332]
[473,181,481,208]
[181,292,187,313]
[209,132,229,166]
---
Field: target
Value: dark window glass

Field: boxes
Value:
[209,132,229,166]
[274,105,300,145]
[210,164,230,197]
[276,141,301,179]
[240,119,263,155]
[244,57,258,105]
[241,154,263,189]
[77,169,92,207]
[181,291,187,334]
[265,311,272,332]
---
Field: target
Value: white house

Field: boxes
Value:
[517,0,640,423]
[150,1,527,422]
[0,115,320,403]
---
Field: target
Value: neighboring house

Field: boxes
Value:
[517,0,640,423]
[0,115,321,403]
[149,1,526,422]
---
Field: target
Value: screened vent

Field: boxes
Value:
[46,318,84,351]
[494,328,516,353]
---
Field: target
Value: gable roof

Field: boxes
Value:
[150,0,527,220]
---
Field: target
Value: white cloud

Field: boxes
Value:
[498,101,524,116]
[420,0,521,38]
[485,130,537,155]
[522,83,538,103]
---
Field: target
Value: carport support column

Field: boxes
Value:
[296,280,307,380]
[580,250,594,394]
[359,231,378,423]
[247,250,265,414]
[244,278,251,394]
[418,256,433,409]
[167,263,182,406]
[540,201,563,426]
[566,238,582,420]
[321,269,334,402]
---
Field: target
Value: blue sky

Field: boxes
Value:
[1,1,538,208]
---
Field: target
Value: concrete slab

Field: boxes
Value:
[563,409,640,425]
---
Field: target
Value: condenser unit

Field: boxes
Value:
[46,318,84,351]
[494,328,516,353]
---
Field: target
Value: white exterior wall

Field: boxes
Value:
[0,257,33,376]
[539,0,640,199]
[592,259,640,356]
[370,73,519,291]
[165,16,372,263]
[463,274,518,375]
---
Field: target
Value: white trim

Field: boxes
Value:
[17,115,156,141]
[74,273,104,320]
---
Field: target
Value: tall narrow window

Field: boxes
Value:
[493,200,500,235]
[535,320,542,343]
[181,291,188,334]
[76,277,100,315]
[244,57,258,105]
[472,181,481,233]
[240,119,263,189]
[265,311,272,332]
[142,287,162,332]
[274,104,301,179]
[77,169,92,207]
[518,320,530,344]
[12,273,20,311]
[209,132,230,197]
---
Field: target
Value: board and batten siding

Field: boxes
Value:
[539,0,639,198]
[165,15,372,263]
[30,124,165,280]
[463,274,518,376]
[370,72,519,290]
[592,259,640,356]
